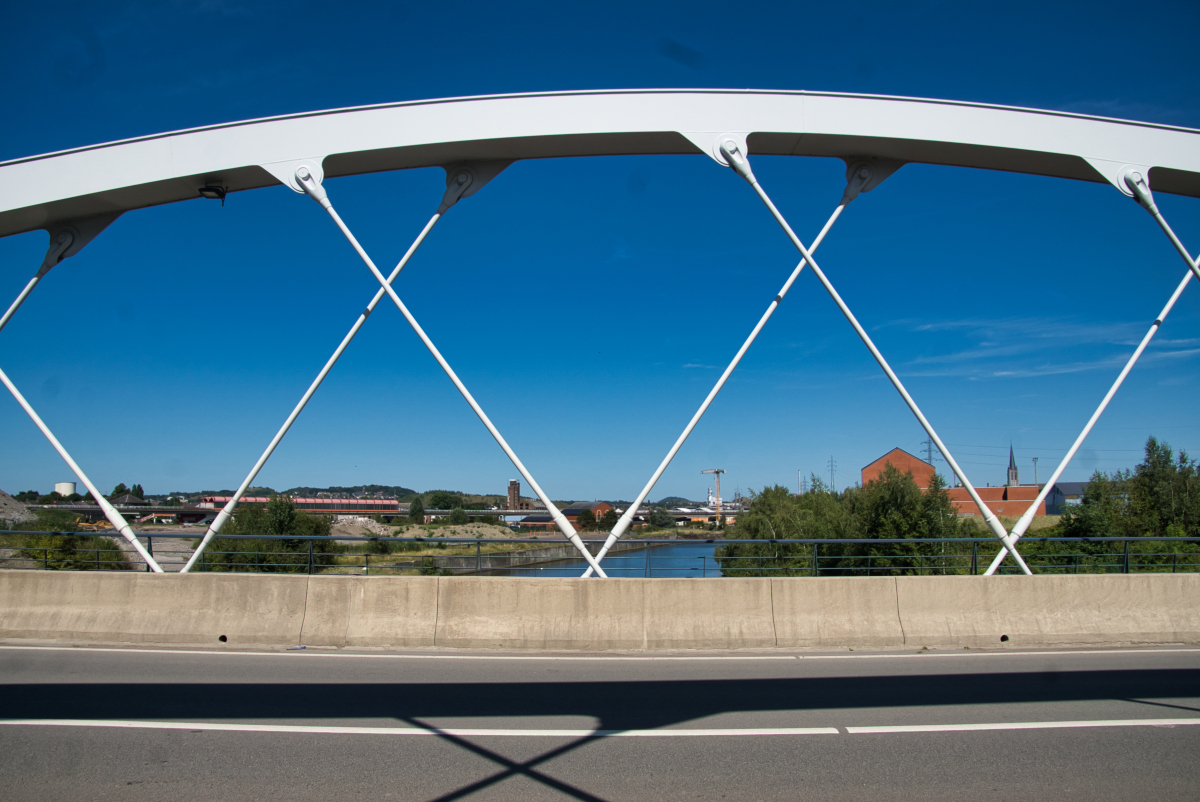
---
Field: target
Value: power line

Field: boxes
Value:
[828,455,837,493]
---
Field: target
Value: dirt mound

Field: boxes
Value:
[389,523,521,539]
[0,488,34,525]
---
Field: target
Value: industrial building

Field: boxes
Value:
[861,447,1046,518]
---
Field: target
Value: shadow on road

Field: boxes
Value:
[3,669,1198,727]
[3,669,1198,801]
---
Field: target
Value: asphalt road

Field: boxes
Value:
[0,643,1197,800]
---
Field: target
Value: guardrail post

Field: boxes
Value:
[308,540,314,575]
[811,543,819,577]
[476,541,481,572]
[971,542,978,575]
[1123,539,1131,574]
[43,548,48,570]
[146,536,153,573]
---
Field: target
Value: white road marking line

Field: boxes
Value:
[0,644,1197,661]
[2,718,1197,738]
[0,646,792,661]
[847,718,1200,734]
[0,719,837,737]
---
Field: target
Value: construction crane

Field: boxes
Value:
[701,469,725,522]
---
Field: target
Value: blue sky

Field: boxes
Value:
[2,0,1199,502]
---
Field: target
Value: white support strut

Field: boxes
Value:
[183,164,508,572]
[986,171,1200,574]
[0,221,162,571]
[716,139,1031,574]
[580,201,849,577]
[0,367,163,571]
[291,167,608,578]
[181,213,442,571]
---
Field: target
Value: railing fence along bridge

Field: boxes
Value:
[2,91,1199,578]
[1,531,1198,578]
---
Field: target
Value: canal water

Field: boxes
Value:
[496,541,720,577]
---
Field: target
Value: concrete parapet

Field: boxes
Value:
[895,574,1200,648]
[435,577,646,650]
[1,572,1198,651]
[0,571,307,647]
[772,577,904,649]
[302,575,438,648]
[643,578,775,649]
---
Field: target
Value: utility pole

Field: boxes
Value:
[921,437,943,467]
[702,469,725,522]
[828,456,837,493]
[798,469,802,495]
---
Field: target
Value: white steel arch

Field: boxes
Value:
[2,89,1198,576]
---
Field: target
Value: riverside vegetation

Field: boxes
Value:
[716,436,1200,576]
[0,509,130,570]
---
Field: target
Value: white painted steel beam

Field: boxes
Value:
[3,90,1197,580]
[4,90,1200,241]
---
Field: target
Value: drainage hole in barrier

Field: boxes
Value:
[218,635,227,643]
[1000,635,1009,643]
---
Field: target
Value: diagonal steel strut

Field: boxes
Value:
[290,167,608,577]
[181,212,442,571]
[580,201,848,577]
[716,140,1031,574]
[1,227,163,571]
[986,171,1200,574]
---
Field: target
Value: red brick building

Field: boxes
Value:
[861,448,936,489]
[518,501,614,531]
[861,447,1045,518]
[505,480,536,510]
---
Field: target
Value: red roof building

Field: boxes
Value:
[861,447,1045,518]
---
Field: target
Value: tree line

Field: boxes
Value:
[717,437,1200,576]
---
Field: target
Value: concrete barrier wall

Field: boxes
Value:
[896,574,1200,648]
[0,572,308,646]
[772,577,905,649]
[1,572,1198,651]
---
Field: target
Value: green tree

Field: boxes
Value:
[409,496,425,523]
[1060,470,1131,540]
[1127,437,1200,537]
[14,490,39,502]
[199,495,335,573]
[576,509,597,531]
[448,507,469,525]
[600,508,619,530]
[648,508,676,529]
[130,484,144,499]
[110,483,130,498]
[427,491,462,510]
[267,495,297,536]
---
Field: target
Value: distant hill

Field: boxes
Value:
[655,496,695,507]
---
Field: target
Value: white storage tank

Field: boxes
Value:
[54,481,76,497]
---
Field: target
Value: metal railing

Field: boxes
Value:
[1,531,1198,576]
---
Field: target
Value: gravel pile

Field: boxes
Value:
[0,488,34,525]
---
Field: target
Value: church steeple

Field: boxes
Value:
[1007,445,1019,486]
